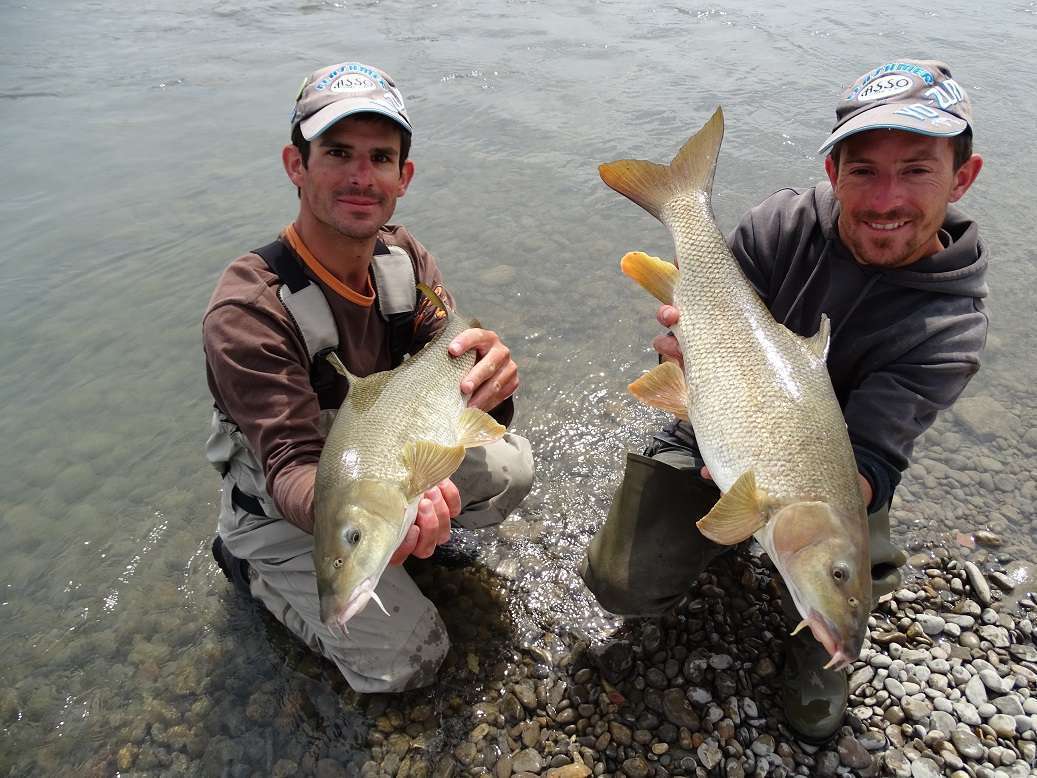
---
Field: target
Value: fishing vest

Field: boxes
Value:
[205,238,420,519]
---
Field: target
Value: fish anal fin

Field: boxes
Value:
[457,407,506,448]
[620,252,679,306]
[802,313,831,361]
[628,362,690,421]
[326,351,354,380]
[402,440,466,499]
[696,470,768,545]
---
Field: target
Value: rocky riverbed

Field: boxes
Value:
[71,541,1035,778]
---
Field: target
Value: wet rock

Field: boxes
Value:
[953,396,1017,442]
[511,748,543,774]
[545,765,591,778]
[620,756,649,778]
[964,562,992,606]
[696,740,722,770]
[910,757,942,778]
[837,736,871,769]
[661,688,699,729]
[590,641,633,684]
[950,728,985,759]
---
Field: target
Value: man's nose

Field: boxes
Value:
[347,157,373,186]
[867,174,904,214]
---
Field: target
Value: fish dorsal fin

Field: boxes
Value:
[457,407,506,448]
[620,251,679,306]
[416,282,448,314]
[696,470,768,545]
[326,351,358,382]
[628,361,690,421]
[801,313,831,361]
[402,440,466,499]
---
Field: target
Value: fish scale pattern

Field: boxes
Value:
[316,311,475,492]
[661,195,862,520]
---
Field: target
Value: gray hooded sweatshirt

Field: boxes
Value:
[658,182,988,512]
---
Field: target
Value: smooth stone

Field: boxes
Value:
[931,710,956,737]
[965,675,989,706]
[511,749,543,774]
[917,615,946,635]
[950,728,985,760]
[837,736,871,769]
[902,696,932,721]
[911,758,942,778]
[964,562,992,605]
[952,701,982,726]
[980,669,1011,694]
[988,714,1017,737]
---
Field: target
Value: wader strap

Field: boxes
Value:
[231,484,268,518]
[371,239,420,367]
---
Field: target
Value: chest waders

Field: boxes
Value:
[205,238,420,520]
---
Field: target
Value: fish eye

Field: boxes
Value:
[346,528,362,546]
[333,558,344,569]
[832,563,849,583]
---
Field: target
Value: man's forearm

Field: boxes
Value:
[270,462,317,533]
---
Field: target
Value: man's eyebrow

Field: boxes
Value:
[844,152,941,164]
[318,139,398,156]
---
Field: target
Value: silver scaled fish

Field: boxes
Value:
[599,108,871,670]
[314,284,505,631]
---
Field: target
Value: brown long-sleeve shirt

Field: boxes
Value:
[203,224,453,531]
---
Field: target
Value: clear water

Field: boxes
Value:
[2,0,1035,772]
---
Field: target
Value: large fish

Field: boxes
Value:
[599,108,871,670]
[314,284,505,630]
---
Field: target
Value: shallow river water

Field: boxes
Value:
[1,1,1036,775]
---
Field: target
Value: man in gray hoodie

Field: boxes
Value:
[581,59,986,741]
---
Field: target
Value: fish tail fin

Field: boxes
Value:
[598,106,724,219]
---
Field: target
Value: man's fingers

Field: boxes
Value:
[656,304,680,329]
[462,343,512,397]
[412,498,441,558]
[449,327,490,358]
[652,333,684,370]
[467,362,518,411]
[700,465,713,481]
[438,479,462,519]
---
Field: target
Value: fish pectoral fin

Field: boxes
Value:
[456,407,506,448]
[628,362,690,421]
[620,251,679,306]
[403,440,466,499]
[695,470,768,545]
[798,313,831,361]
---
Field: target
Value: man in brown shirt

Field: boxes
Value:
[203,61,533,692]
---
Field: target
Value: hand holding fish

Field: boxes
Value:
[449,328,519,411]
[652,304,684,370]
[656,305,876,507]
[389,478,461,565]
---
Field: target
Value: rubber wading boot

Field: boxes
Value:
[780,618,849,743]
[211,536,253,597]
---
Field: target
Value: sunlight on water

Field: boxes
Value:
[0,0,1034,773]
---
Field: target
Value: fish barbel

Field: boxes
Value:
[313,284,505,631]
[599,108,871,670]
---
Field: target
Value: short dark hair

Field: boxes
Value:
[290,115,412,171]
[830,129,974,172]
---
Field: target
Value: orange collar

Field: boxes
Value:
[282,224,375,307]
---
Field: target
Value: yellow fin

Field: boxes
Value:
[599,107,724,219]
[696,471,767,545]
[416,282,448,313]
[620,252,679,306]
[456,407,506,448]
[801,313,831,361]
[402,440,466,499]
[628,362,690,421]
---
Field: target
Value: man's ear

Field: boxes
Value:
[283,144,305,188]
[824,154,839,190]
[397,159,415,198]
[949,154,983,203]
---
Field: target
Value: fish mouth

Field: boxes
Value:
[793,610,855,672]
[324,577,386,633]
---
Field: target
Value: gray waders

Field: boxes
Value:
[581,438,908,743]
